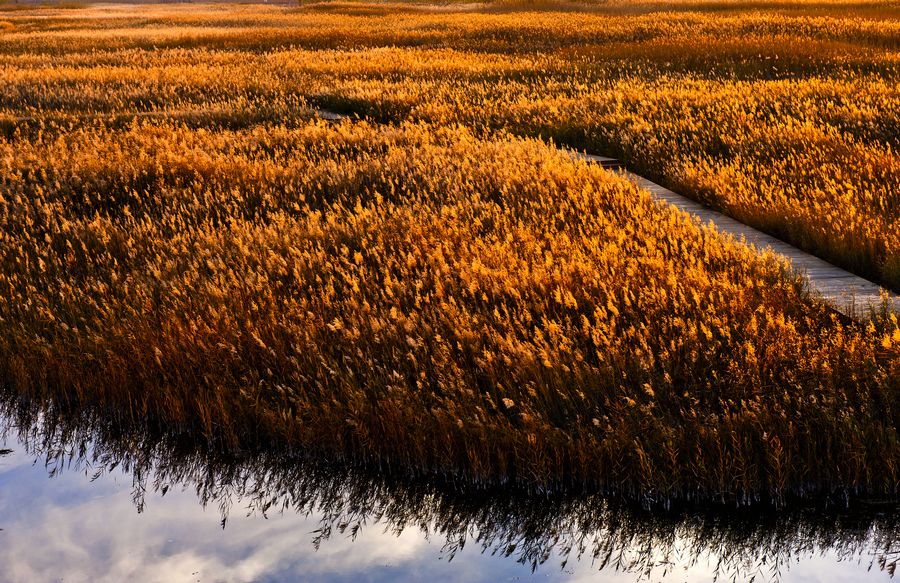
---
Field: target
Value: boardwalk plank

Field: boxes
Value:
[619,173,899,318]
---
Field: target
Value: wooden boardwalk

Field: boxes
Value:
[566,151,900,318]
[316,109,348,122]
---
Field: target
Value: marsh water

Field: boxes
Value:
[1,406,899,583]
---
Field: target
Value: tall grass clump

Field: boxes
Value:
[0,118,898,501]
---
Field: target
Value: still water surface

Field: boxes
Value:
[1,409,898,583]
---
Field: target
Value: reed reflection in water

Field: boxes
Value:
[0,399,898,583]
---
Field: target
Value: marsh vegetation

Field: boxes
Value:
[0,1,898,502]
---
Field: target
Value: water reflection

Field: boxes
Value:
[1,397,899,582]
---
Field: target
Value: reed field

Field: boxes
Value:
[0,1,899,502]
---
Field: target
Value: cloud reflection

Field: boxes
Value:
[0,402,898,583]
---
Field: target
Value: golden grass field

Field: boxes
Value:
[0,1,899,501]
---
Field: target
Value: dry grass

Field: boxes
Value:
[0,1,898,501]
[0,2,897,286]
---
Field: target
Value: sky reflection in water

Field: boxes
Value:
[0,411,898,583]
